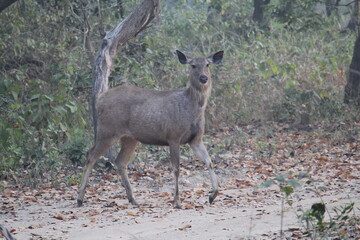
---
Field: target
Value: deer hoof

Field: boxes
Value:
[77,199,83,207]
[209,190,219,204]
[173,198,182,209]
[129,199,139,206]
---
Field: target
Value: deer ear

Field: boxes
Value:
[176,50,191,64]
[208,51,224,65]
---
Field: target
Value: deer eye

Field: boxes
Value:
[191,65,196,69]
[206,64,210,67]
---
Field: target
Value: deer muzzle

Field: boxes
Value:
[199,75,208,84]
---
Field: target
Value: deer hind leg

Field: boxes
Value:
[190,141,219,204]
[115,137,138,206]
[77,137,116,207]
[169,141,181,209]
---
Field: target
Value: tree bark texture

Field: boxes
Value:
[253,0,270,26]
[92,0,160,140]
[325,0,338,17]
[347,0,360,32]
[0,0,18,12]
[344,34,360,106]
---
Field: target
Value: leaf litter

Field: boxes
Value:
[0,121,359,239]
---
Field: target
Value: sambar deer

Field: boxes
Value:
[77,50,224,208]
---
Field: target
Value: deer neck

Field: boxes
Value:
[186,81,212,110]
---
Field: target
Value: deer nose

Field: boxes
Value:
[199,75,208,84]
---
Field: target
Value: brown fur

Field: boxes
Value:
[77,50,224,208]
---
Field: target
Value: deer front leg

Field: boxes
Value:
[190,141,219,204]
[169,142,181,209]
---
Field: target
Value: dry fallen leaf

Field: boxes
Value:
[159,192,169,197]
[52,213,65,221]
[316,155,328,161]
[127,211,139,217]
[24,196,38,202]
[195,205,204,210]
[1,121,359,240]
[184,204,193,210]
[28,224,42,229]
[194,188,204,194]
[88,210,100,216]
[31,232,43,237]
[178,224,192,231]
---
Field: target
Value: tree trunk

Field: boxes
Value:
[253,0,270,28]
[347,0,359,32]
[91,0,160,161]
[344,34,360,106]
[0,0,17,12]
[117,0,125,19]
[325,0,337,17]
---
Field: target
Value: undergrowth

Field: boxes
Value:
[261,173,359,239]
[0,0,359,186]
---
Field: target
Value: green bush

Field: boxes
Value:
[0,0,359,184]
[62,129,91,166]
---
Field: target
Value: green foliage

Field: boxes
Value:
[111,0,358,127]
[299,202,357,239]
[266,0,326,30]
[63,173,83,186]
[0,0,359,184]
[62,129,91,166]
[260,173,302,197]
[261,173,358,239]
[0,0,90,183]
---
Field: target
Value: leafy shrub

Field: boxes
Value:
[62,129,91,166]
[0,0,359,184]
[299,202,358,239]
[0,1,90,184]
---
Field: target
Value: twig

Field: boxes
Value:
[280,197,284,239]
[350,67,360,76]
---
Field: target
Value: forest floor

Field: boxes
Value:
[1,121,360,240]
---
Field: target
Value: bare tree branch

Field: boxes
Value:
[344,34,360,105]
[330,0,357,7]
[81,1,95,63]
[92,0,160,140]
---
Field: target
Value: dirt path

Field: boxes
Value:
[67,193,358,240]
[1,178,358,240]
[1,122,360,239]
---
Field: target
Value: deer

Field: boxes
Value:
[77,50,224,209]
[0,224,14,240]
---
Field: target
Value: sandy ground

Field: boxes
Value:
[1,124,360,239]
[1,167,359,240]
